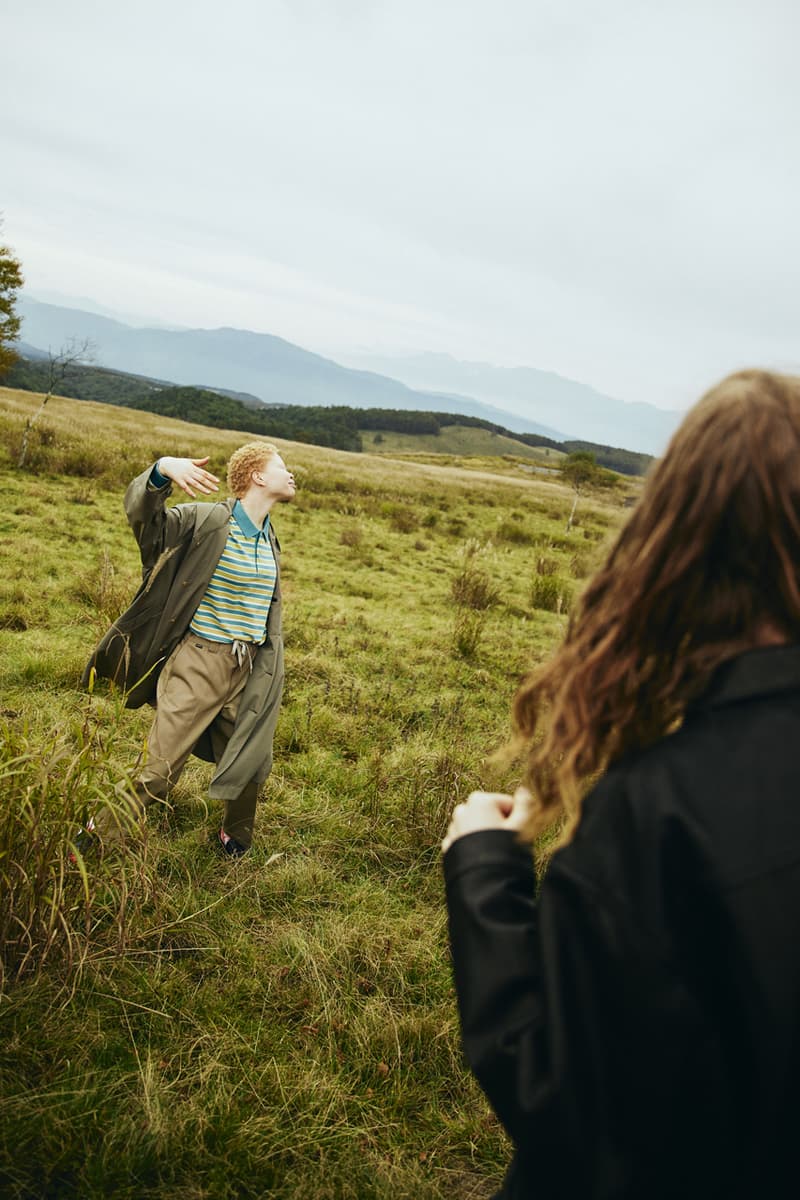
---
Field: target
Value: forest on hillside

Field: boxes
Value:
[4,355,653,475]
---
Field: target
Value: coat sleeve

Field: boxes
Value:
[124,465,197,575]
[443,827,645,1187]
[444,831,558,1139]
[443,807,725,1196]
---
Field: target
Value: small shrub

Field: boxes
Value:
[421,511,438,528]
[569,552,592,579]
[530,574,572,614]
[495,519,534,545]
[446,517,467,537]
[451,564,499,610]
[60,445,107,478]
[339,523,363,548]
[452,608,486,658]
[451,540,500,611]
[381,503,418,533]
[390,509,418,534]
[536,555,559,576]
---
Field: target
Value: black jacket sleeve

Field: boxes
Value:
[444,828,644,1194]
[443,831,542,1133]
[443,798,731,1200]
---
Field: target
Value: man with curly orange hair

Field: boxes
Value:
[83,441,295,858]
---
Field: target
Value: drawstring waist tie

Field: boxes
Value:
[186,632,261,671]
[231,639,256,671]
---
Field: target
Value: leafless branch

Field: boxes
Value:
[17,337,97,469]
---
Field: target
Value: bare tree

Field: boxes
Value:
[561,452,599,533]
[17,337,96,469]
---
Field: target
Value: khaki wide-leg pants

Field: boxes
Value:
[99,634,261,847]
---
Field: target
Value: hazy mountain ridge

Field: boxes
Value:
[18,296,682,452]
[4,350,653,474]
[340,351,683,454]
[18,298,566,442]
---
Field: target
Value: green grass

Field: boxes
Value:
[0,386,628,1198]
[361,423,565,463]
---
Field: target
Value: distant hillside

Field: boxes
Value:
[3,354,653,474]
[342,350,683,455]
[362,425,564,460]
[6,352,267,410]
[18,297,566,441]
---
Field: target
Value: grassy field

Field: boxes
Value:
[0,386,631,1199]
[359,424,565,464]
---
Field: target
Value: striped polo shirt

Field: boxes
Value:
[190,500,277,644]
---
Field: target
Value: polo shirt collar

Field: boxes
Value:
[232,499,269,538]
[695,644,800,711]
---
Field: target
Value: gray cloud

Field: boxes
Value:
[3,0,798,411]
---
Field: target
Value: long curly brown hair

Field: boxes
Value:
[513,369,800,845]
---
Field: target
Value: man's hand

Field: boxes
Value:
[442,787,534,853]
[158,456,220,498]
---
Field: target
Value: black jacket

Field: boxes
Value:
[444,646,800,1199]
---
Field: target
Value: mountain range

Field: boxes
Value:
[17,296,682,453]
[339,351,683,454]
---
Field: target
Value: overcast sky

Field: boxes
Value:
[2,0,798,410]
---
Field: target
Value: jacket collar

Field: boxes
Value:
[695,644,800,711]
[192,498,236,546]
[192,498,279,559]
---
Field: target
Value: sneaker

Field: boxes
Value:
[218,827,248,859]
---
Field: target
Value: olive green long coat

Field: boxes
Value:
[82,466,285,800]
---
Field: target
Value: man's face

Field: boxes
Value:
[258,454,296,502]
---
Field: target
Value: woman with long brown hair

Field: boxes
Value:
[443,370,800,1199]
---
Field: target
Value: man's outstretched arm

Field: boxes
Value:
[124,454,220,573]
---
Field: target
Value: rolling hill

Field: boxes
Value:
[18,297,566,441]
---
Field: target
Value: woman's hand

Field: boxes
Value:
[442,786,534,853]
[158,456,220,497]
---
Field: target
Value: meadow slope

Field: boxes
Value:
[0,387,631,1199]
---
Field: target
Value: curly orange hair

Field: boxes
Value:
[513,369,800,844]
[226,442,279,498]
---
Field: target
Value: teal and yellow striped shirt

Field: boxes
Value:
[190,500,276,644]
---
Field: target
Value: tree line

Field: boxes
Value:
[3,354,653,475]
[0,235,652,477]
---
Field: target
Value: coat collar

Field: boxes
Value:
[192,498,235,546]
[191,498,279,559]
[695,644,800,711]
